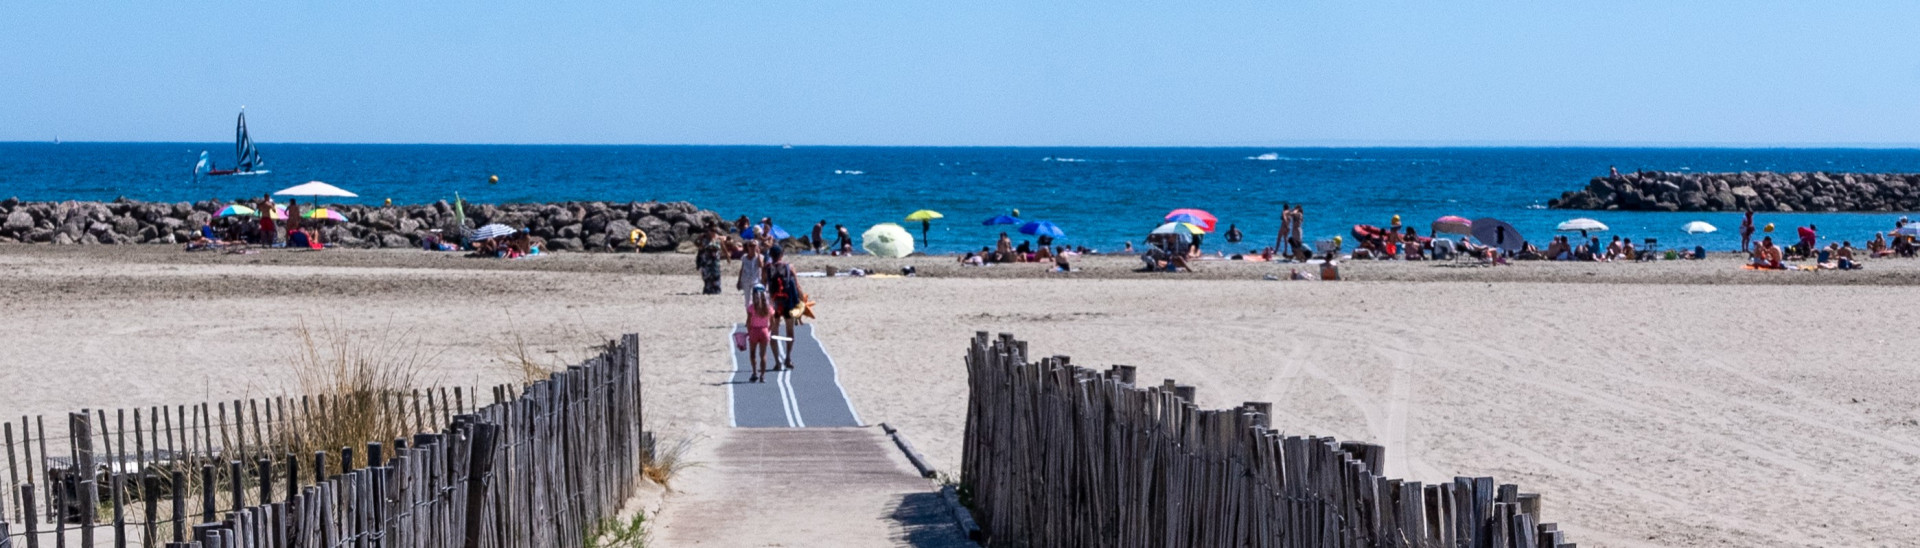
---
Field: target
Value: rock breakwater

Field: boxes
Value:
[1550,171,1920,212]
[0,197,726,251]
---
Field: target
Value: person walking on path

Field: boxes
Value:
[1740,209,1756,252]
[762,245,804,370]
[737,240,764,306]
[745,285,774,382]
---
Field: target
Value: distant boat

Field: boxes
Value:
[207,109,269,176]
[1249,152,1280,161]
[782,143,793,149]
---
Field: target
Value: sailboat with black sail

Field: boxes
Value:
[207,109,269,176]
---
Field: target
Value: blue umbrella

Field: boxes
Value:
[740,225,794,240]
[982,214,1021,226]
[1019,221,1065,238]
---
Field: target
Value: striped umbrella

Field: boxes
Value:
[472,223,517,241]
[216,205,257,217]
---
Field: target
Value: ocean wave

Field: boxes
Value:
[1042,157,1087,163]
[834,169,865,175]
[1248,152,1280,161]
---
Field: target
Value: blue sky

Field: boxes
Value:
[4,1,1919,146]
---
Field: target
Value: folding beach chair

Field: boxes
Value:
[1641,238,1659,261]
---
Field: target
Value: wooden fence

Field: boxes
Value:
[0,333,646,548]
[961,332,1576,548]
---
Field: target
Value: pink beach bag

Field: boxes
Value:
[733,331,749,351]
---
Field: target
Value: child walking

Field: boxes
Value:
[746,284,774,383]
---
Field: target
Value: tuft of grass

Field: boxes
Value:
[640,434,698,488]
[285,320,440,473]
[585,512,648,548]
[490,315,613,387]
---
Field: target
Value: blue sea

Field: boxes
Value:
[5,143,1920,254]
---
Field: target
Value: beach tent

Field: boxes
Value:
[1431,216,1472,235]
[1682,221,1717,234]
[1556,218,1608,232]
[1470,218,1527,252]
[862,223,915,258]
[273,181,358,198]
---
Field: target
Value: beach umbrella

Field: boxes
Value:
[739,224,791,240]
[1019,220,1066,238]
[1682,221,1717,234]
[862,223,915,258]
[265,205,290,219]
[216,205,257,217]
[1897,226,1920,237]
[1556,218,1609,232]
[303,208,348,222]
[1165,209,1217,230]
[273,181,358,198]
[905,210,942,245]
[1431,216,1473,235]
[1470,217,1527,252]
[982,214,1021,226]
[1165,213,1214,231]
[472,223,516,241]
[1151,222,1206,236]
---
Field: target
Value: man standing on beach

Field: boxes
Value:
[1275,202,1291,257]
[1288,205,1306,259]
[1740,210,1756,252]
[811,221,826,254]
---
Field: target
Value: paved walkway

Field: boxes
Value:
[648,324,973,546]
[650,428,974,547]
[729,323,862,427]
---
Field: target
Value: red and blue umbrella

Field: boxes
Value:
[1164,209,1217,230]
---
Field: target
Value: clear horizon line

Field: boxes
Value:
[10,139,1920,150]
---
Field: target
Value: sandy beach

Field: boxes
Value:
[5,245,1920,546]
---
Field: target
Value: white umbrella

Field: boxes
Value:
[862,223,915,258]
[471,224,516,241]
[273,181,358,198]
[1682,221,1717,234]
[1556,218,1609,232]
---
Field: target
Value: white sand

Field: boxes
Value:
[4,246,1919,546]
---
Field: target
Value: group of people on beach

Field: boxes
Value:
[957,232,1090,272]
[188,194,323,250]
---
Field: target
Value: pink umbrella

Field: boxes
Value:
[1164,209,1218,230]
[1431,216,1473,235]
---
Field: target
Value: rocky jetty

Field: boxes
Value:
[1550,171,1920,212]
[0,197,726,252]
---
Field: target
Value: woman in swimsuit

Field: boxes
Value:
[746,285,773,383]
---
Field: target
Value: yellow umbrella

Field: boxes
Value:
[905,210,943,247]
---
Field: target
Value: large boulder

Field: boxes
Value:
[546,237,583,252]
[3,211,31,231]
[380,234,412,248]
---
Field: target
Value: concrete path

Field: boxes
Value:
[649,428,974,547]
[729,323,862,428]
